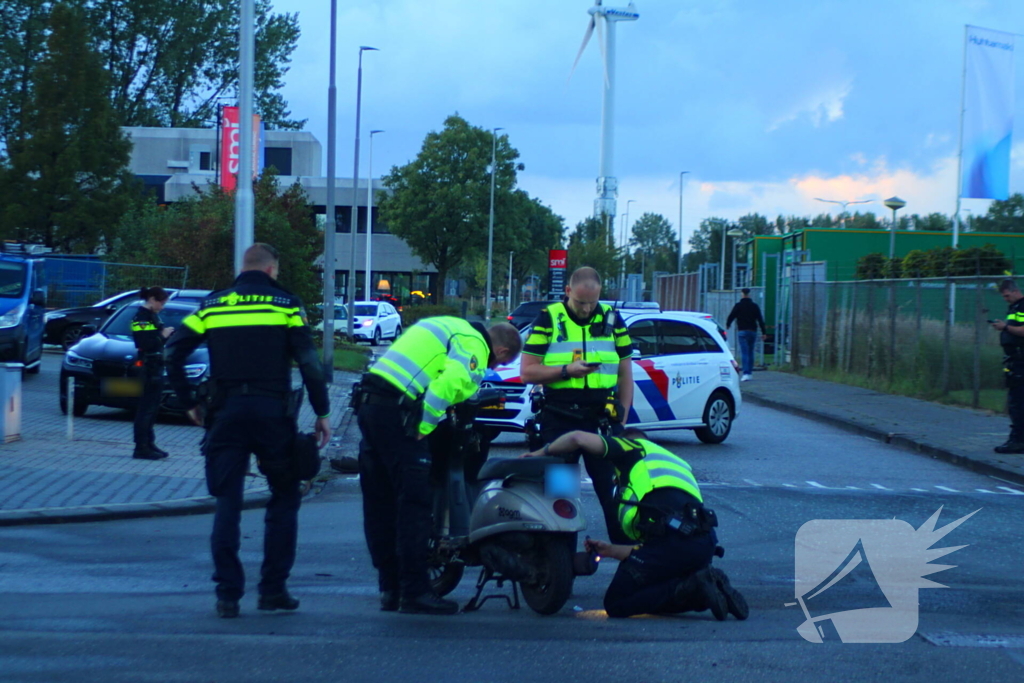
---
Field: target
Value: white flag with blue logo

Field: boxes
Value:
[961,26,1015,200]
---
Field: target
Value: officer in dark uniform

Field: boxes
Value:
[992,279,1024,454]
[167,243,331,619]
[520,267,634,544]
[131,286,173,460]
[525,428,748,621]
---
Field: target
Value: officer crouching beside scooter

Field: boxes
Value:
[353,317,522,615]
[524,429,748,620]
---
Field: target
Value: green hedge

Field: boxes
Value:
[401,304,459,327]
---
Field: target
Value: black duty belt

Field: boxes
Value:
[222,383,290,400]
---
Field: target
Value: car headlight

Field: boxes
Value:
[361,319,373,327]
[184,363,208,379]
[0,304,26,329]
[64,350,93,369]
[44,311,66,323]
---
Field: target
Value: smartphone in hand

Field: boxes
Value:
[583,361,602,368]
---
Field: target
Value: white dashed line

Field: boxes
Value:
[743,478,761,486]
[806,481,830,489]
[870,484,891,490]
[846,486,861,490]
[997,486,1024,495]
[935,486,959,492]
[975,489,995,494]
[910,488,927,492]
[782,483,796,488]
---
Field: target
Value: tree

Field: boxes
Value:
[0,0,52,155]
[110,170,321,313]
[0,2,136,252]
[682,217,730,272]
[379,114,521,302]
[846,212,882,230]
[973,194,1024,233]
[912,213,952,232]
[855,253,886,280]
[627,212,678,275]
[567,216,619,282]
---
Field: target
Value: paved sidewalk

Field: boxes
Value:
[740,370,1024,486]
[0,354,358,526]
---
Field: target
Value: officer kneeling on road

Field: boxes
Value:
[524,428,748,620]
[168,243,331,619]
[354,316,522,615]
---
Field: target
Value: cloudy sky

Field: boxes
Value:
[270,0,1024,247]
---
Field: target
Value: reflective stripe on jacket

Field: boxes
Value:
[527,302,619,390]
[369,316,490,436]
[615,438,702,541]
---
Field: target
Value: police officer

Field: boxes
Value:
[356,317,522,615]
[167,243,331,619]
[525,428,748,620]
[520,267,634,544]
[131,286,174,460]
[992,279,1024,454]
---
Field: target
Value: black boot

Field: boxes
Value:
[149,443,169,458]
[399,591,459,615]
[258,591,300,611]
[709,567,749,620]
[133,446,165,460]
[380,590,400,612]
[216,599,239,618]
[994,440,1024,454]
[672,567,727,621]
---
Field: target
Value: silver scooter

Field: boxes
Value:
[428,389,595,615]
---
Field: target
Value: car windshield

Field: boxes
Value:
[102,304,197,341]
[355,304,378,316]
[0,261,26,298]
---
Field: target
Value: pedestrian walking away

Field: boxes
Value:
[992,279,1024,454]
[520,266,634,545]
[354,316,521,616]
[131,287,174,460]
[726,288,767,381]
[167,243,332,619]
[523,428,748,620]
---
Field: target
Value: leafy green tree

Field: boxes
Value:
[846,212,882,230]
[923,246,955,277]
[949,244,1011,276]
[379,114,521,302]
[881,256,902,279]
[855,253,886,280]
[901,249,928,277]
[0,0,51,154]
[736,213,776,236]
[567,216,619,282]
[682,216,730,272]
[810,213,835,228]
[627,212,678,275]
[0,2,136,252]
[912,213,952,232]
[973,193,1024,233]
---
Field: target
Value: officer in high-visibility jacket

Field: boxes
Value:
[525,428,748,620]
[131,286,174,460]
[356,316,522,615]
[992,279,1024,454]
[167,243,331,619]
[520,266,634,543]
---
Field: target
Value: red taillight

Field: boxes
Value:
[553,499,577,519]
[507,315,513,321]
[134,360,144,367]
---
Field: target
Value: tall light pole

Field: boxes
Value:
[485,127,504,319]
[677,171,688,273]
[884,196,907,259]
[364,129,384,299]
[322,0,338,377]
[721,228,744,289]
[507,251,514,314]
[621,199,636,288]
[233,0,256,274]
[346,46,378,344]
[814,197,873,229]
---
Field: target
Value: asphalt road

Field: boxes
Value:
[1,403,1022,682]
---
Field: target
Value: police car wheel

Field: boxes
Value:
[371,328,382,346]
[694,391,733,445]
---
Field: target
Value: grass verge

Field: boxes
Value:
[334,342,372,373]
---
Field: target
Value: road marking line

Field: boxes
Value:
[846,486,861,490]
[935,486,959,492]
[997,486,1024,495]
[782,483,796,488]
[910,488,927,492]
[975,489,995,493]
[870,484,890,490]
[743,478,761,486]
[806,481,830,489]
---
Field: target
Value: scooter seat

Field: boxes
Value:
[476,457,565,481]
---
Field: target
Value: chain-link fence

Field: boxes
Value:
[789,277,1007,407]
[43,259,188,310]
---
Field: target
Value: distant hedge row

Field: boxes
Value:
[855,244,1010,280]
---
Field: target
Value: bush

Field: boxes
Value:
[856,253,886,280]
[401,304,459,327]
[902,249,928,278]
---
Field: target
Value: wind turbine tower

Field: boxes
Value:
[571,1,639,236]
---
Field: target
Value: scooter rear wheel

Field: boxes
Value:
[430,561,464,597]
[521,536,574,615]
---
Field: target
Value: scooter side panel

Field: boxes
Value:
[468,481,586,545]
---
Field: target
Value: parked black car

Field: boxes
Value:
[59,301,209,417]
[45,288,212,350]
[506,300,560,330]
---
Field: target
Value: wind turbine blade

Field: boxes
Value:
[569,17,596,82]
[595,13,610,88]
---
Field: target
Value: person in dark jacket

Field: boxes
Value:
[167,243,331,619]
[131,287,174,460]
[726,288,767,381]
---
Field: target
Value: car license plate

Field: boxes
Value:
[101,377,143,397]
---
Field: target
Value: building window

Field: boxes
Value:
[199,152,212,171]
[264,147,293,175]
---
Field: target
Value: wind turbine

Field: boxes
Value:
[570,1,639,238]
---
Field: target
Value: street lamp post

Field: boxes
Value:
[622,199,636,289]
[677,171,688,273]
[363,129,384,299]
[507,251,514,314]
[322,0,338,377]
[346,46,378,344]
[884,196,906,260]
[234,0,256,274]
[814,197,873,229]
[485,127,504,320]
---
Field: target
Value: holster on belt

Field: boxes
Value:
[359,373,424,438]
[636,502,718,539]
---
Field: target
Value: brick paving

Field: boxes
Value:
[0,350,356,518]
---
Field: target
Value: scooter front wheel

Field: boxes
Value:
[521,536,574,615]
[430,560,465,597]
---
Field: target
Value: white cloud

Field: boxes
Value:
[768,79,853,132]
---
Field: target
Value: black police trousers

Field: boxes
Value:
[357,401,434,600]
[204,395,301,601]
[133,369,162,449]
[604,530,718,618]
[540,410,630,545]
[1007,362,1024,442]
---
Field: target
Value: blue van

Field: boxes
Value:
[0,254,46,373]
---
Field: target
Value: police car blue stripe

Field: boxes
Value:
[635,379,675,422]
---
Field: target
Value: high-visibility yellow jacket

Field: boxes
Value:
[524,302,627,391]
[369,316,491,436]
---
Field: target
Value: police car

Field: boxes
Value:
[478,310,741,444]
